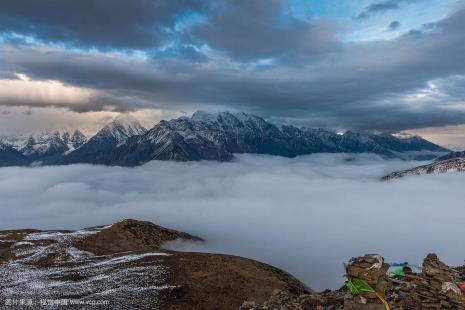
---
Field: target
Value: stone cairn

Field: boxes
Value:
[241,253,465,310]
[344,254,391,310]
[411,253,465,308]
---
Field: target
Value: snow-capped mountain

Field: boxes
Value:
[56,114,147,164]
[92,114,147,144]
[90,111,448,166]
[0,111,450,167]
[0,129,87,161]
[382,156,465,180]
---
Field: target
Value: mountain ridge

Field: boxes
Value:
[100,111,448,166]
[382,153,465,180]
[54,114,147,165]
[0,129,87,163]
[0,111,450,167]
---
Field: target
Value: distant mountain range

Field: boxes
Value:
[52,114,147,165]
[0,111,450,167]
[0,129,87,162]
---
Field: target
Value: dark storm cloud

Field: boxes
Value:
[1,2,465,131]
[191,0,340,62]
[0,0,206,49]
[356,0,417,20]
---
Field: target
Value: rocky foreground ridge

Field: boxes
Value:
[0,219,308,309]
[2,220,465,309]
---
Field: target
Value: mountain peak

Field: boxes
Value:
[112,114,142,127]
[98,114,147,142]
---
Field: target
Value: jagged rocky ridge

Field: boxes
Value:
[53,114,147,165]
[381,143,465,179]
[0,111,449,167]
[100,111,448,166]
[0,114,145,166]
[0,129,87,164]
[382,156,465,180]
[0,219,309,310]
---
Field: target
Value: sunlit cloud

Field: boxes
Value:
[0,73,96,107]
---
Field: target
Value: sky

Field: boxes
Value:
[1,0,465,147]
[2,153,465,290]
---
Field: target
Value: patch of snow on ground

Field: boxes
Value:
[0,226,172,308]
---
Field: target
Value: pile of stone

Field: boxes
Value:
[344,254,391,309]
[242,253,465,310]
[410,253,465,308]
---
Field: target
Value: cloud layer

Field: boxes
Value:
[0,0,207,49]
[1,154,465,290]
[0,1,464,134]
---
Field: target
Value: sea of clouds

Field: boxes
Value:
[1,153,464,290]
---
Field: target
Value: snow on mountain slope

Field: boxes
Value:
[0,111,450,167]
[94,114,147,143]
[104,111,449,166]
[0,219,308,309]
[382,157,465,180]
[56,114,147,164]
[0,129,87,160]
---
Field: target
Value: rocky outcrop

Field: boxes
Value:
[75,219,202,254]
[245,253,465,310]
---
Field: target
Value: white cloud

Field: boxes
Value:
[0,154,464,290]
